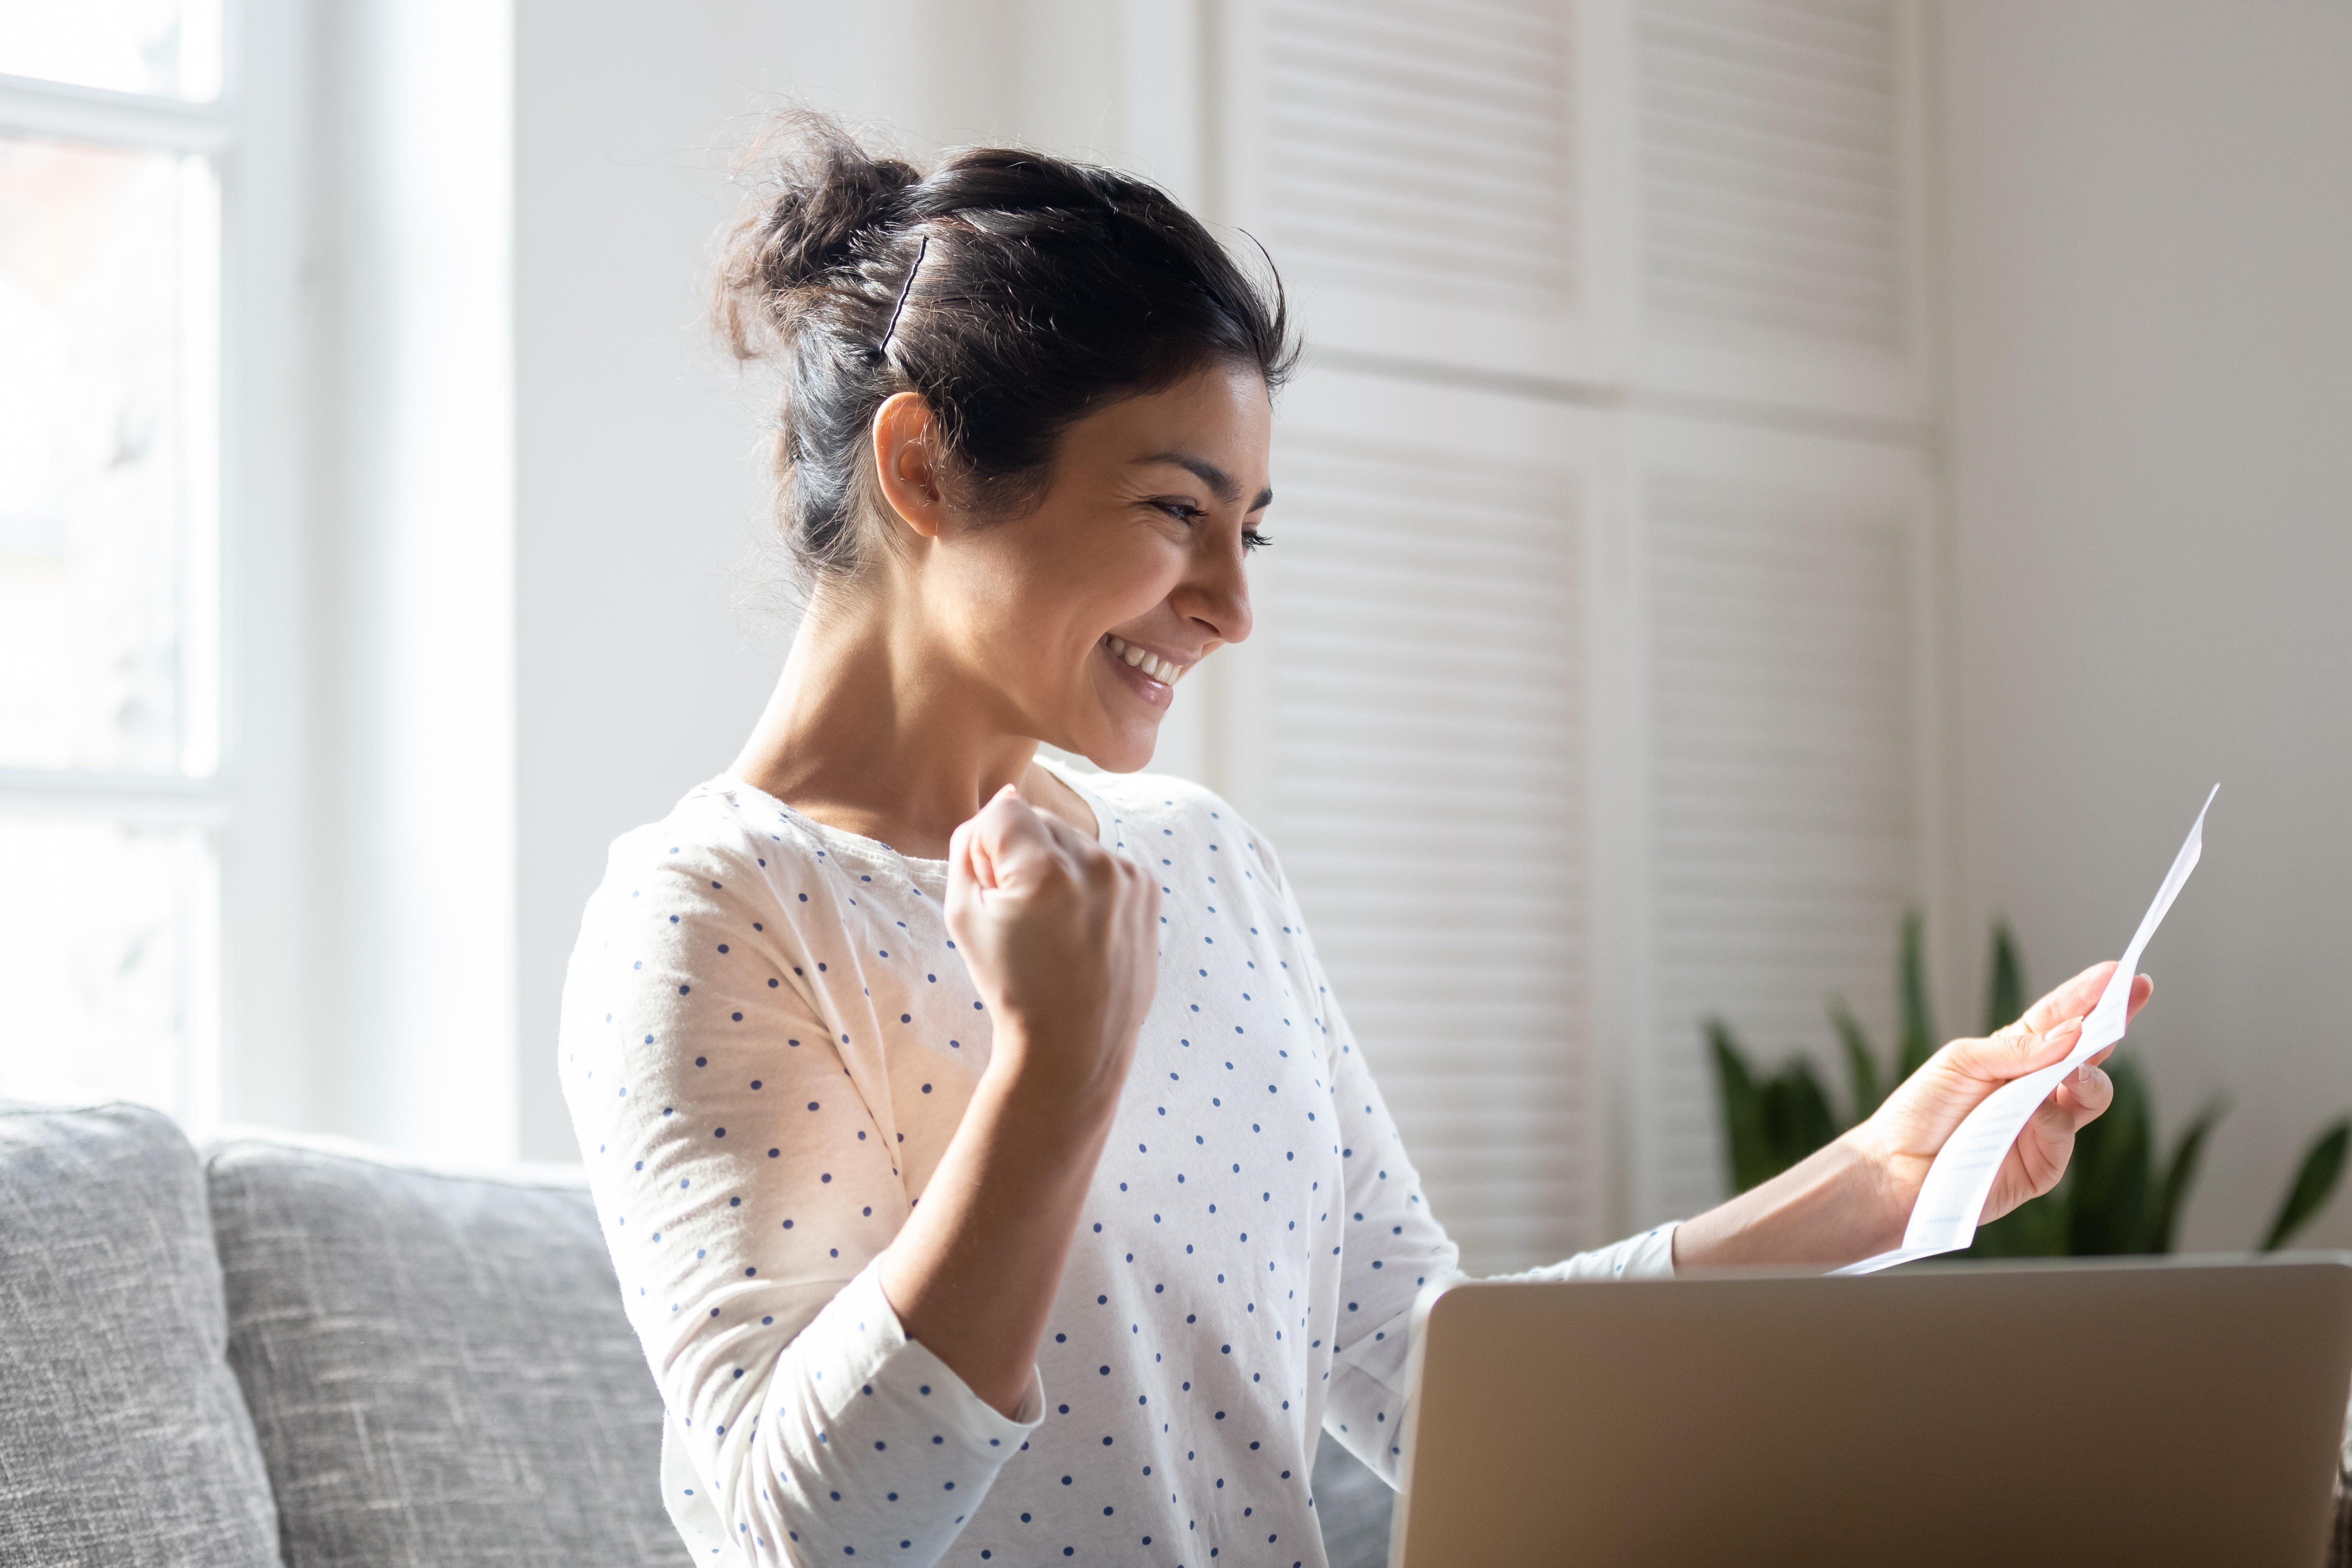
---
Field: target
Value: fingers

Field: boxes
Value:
[2015,964,2156,1038]
[1948,1014,2084,1086]
[965,784,1066,893]
[956,787,1015,892]
[943,818,991,948]
[2008,1060,2115,1201]
[2050,1060,2114,1128]
[2017,962,2118,1035]
[947,812,987,892]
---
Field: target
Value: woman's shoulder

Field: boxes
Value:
[581,774,903,943]
[566,777,905,1025]
[597,775,808,890]
[1055,761,1227,835]
[1054,762,1291,893]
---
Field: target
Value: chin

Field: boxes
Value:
[1072,725,1161,775]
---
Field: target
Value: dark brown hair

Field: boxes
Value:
[712,110,1296,585]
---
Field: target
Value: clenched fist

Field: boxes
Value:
[944,785,1161,1110]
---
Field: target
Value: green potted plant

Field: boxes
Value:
[1709,915,2349,1256]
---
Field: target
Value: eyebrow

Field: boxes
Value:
[1141,452,1274,513]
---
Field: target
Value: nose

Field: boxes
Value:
[1173,534,1253,650]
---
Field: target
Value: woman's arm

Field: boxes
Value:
[875,785,1163,1417]
[1673,962,2144,1268]
[561,829,1045,1568]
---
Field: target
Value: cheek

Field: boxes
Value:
[1010,538,1184,646]
[935,508,1186,687]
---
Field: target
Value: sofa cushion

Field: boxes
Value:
[206,1137,687,1568]
[0,1101,282,1568]
[1313,1428,1396,1568]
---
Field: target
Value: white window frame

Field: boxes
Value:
[0,0,313,1136]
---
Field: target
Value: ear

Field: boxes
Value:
[871,391,947,541]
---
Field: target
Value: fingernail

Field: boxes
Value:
[2074,1062,2108,1095]
[2046,1016,2083,1043]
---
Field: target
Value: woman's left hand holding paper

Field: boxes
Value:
[1673,963,2147,1268]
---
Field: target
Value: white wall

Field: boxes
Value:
[1937,0,2352,1248]
[512,0,789,1163]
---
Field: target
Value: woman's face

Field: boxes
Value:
[907,362,1273,772]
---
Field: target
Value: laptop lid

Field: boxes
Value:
[1391,1256,2352,1568]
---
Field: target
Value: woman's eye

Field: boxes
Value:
[1156,501,1207,523]
[1242,529,1272,553]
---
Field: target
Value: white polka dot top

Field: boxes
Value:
[559,763,1677,1568]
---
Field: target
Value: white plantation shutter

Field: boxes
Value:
[1225,0,1603,378]
[1632,0,1925,415]
[1266,0,1575,310]
[1206,0,1938,1244]
[1216,368,1600,1273]
[1626,416,1930,1222]
[1639,0,1903,347]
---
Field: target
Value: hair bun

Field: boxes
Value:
[714,110,920,357]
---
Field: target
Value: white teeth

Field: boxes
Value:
[1107,635,1190,684]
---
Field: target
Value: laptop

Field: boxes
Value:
[1390,1256,2352,1567]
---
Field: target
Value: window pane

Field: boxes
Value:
[0,1,223,101]
[0,815,219,1127]
[0,136,219,774]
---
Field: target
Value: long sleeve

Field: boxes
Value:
[560,831,1042,1567]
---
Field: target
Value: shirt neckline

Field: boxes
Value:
[713,757,1116,884]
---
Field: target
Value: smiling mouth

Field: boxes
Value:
[1103,634,1188,684]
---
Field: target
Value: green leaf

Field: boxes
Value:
[1709,1021,1772,1195]
[1760,1056,1840,1176]
[1968,1187,2070,1257]
[2146,1097,2224,1253]
[1986,918,2026,1037]
[1899,909,1936,1081]
[1711,1020,1843,1195]
[2066,1054,2153,1255]
[1830,998,1882,1126]
[2263,1120,2351,1252]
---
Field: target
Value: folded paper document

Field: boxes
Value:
[1835,785,2220,1276]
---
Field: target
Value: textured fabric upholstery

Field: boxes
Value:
[207,1138,689,1568]
[0,1101,282,1568]
[1313,1428,1395,1568]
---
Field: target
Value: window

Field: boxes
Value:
[0,4,230,1125]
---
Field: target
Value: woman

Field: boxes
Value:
[559,115,2138,1568]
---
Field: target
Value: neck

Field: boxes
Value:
[729,583,1078,858]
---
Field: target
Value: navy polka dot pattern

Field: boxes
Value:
[560,765,1679,1566]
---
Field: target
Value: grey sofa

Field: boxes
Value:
[0,1100,1396,1568]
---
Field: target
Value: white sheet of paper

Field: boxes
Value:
[1833,784,2219,1277]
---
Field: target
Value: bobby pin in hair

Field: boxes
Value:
[878,235,928,357]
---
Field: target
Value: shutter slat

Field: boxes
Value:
[1639,0,1905,350]
[1264,0,1577,314]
